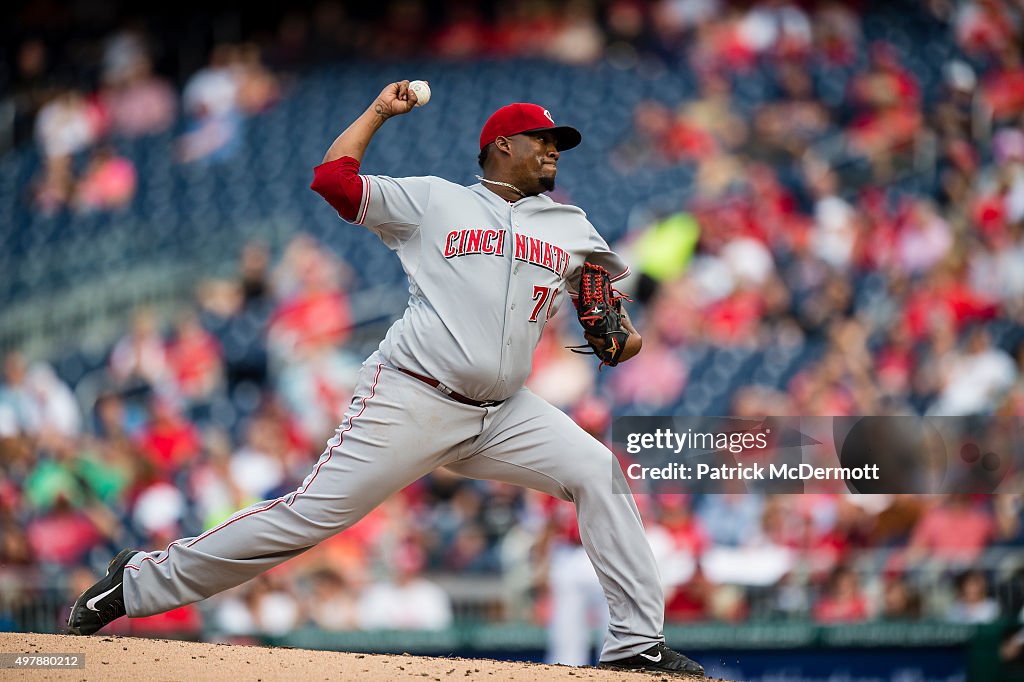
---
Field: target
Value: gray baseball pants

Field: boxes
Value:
[122,351,665,660]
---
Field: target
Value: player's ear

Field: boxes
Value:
[494,136,513,156]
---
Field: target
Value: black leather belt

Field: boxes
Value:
[396,367,506,408]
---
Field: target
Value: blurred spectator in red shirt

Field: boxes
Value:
[489,1,560,59]
[701,285,765,345]
[268,238,355,433]
[955,0,1017,58]
[26,496,105,567]
[691,10,758,74]
[982,45,1024,122]
[664,566,712,622]
[814,564,869,623]
[847,43,923,169]
[972,190,1009,238]
[903,264,999,341]
[657,495,709,557]
[117,604,203,639]
[74,145,137,212]
[906,496,995,565]
[100,31,176,138]
[165,309,224,405]
[649,496,710,622]
[135,397,202,477]
[270,235,352,355]
[666,72,746,161]
[431,5,488,59]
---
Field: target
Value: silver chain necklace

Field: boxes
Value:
[476,175,526,198]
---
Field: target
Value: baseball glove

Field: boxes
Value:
[569,261,631,368]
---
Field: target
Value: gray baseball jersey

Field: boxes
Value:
[356,175,628,401]
[120,175,666,662]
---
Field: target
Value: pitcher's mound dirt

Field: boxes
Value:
[1,633,723,681]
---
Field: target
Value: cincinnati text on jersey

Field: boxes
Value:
[442,229,571,277]
[443,228,506,258]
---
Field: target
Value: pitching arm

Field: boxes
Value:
[321,80,419,164]
[311,80,420,222]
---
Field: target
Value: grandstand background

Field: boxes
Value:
[1,0,1023,680]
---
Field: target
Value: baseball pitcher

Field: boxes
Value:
[68,80,704,676]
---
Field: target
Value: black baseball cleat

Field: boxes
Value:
[599,642,705,676]
[67,548,137,635]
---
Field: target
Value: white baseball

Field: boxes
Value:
[409,80,431,107]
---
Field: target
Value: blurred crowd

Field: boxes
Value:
[11,29,280,215]
[593,0,1024,422]
[2,0,1024,667]
[1,231,1022,647]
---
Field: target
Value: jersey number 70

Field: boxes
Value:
[530,286,559,322]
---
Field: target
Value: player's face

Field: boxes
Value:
[508,132,560,193]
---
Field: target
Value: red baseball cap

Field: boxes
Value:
[479,103,582,152]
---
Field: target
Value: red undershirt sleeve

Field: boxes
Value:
[310,156,364,222]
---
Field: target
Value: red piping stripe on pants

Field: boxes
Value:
[126,363,384,572]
